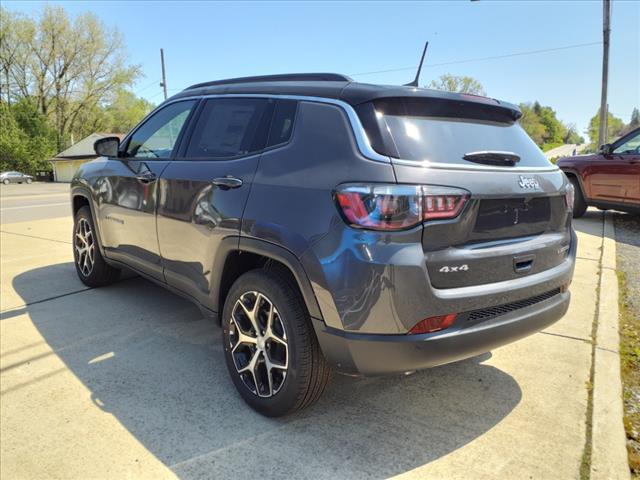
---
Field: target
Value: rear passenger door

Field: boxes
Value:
[156,97,274,308]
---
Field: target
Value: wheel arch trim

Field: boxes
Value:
[70,186,108,257]
[211,237,324,321]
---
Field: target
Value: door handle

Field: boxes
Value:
[513,254,535,273]
[135,172,157,183]
[211,176,243,190]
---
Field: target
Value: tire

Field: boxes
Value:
[26,178,32,184]
[2,179,9,185]
[569,177,587,218]
[222,268,331,417]
[73,206,120,287]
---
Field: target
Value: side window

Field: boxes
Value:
[184,98,270,159]
[613,131,640,155]
[125,100,196,159]
[267,100,297,147]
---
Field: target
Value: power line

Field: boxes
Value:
[134,79,162,96]
[349,41,603,77]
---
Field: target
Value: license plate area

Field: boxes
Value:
[473,197,551,241]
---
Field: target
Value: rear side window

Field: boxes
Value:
[185,98,270,159]
[267,100,297,147]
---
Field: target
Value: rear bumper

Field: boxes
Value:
[313,290,570,376]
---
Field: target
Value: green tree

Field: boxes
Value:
[426,74,486,96]
[103,89,155,134]
[0,99,56,174]
[588,109,626,147]
[518,103,546,146]
[0,6,141,150]
[563,124,585,145]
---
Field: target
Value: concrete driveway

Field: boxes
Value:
[0,184,605,479]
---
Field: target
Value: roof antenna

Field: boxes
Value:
[404,41,429,87]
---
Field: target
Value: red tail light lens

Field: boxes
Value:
[335,184,469,231]
[409,313,457,334]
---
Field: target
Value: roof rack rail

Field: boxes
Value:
[185,73,352,91]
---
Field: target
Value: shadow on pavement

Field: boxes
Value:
[11,263,522,478]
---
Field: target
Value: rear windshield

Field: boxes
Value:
[379,114,551,167]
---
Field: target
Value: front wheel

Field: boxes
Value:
[26,178,32,184]
[2,179,8,185]
[73,206,120,287]
[222,269,330,417]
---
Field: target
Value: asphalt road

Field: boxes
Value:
[543,143,588,160]
[0,183,609,479]
[0,182,71,224]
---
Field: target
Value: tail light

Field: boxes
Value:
[334,184,469,231]
[409,313,457,334]
[564,183,575,211]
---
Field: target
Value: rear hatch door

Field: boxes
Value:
[361,96,572,289]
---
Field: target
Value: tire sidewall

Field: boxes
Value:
[221,270,308,417]
[570,177,587,218]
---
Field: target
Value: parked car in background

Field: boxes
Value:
[558,128,640,217]
[0,171,34,185]
[71,73,576,416]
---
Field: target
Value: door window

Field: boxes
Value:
[125,100,197,159]
[613,131,640,155]
[184,98,270,159]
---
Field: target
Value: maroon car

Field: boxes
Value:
[558,128,640,217]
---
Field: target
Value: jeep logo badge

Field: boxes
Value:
[518,175,540,190]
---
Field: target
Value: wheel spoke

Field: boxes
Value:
[237,349,261,393]
[229,290,289,398]
[75,218,94,276]
[231,322,257,353]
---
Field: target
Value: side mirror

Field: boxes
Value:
[598,143,613,155]
[94,137,120,157]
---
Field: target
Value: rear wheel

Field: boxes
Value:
[26,178,32,184]
[569,177,587,218]
[222,269,330,417]
[2,179,8,185]
[73,206,120,287]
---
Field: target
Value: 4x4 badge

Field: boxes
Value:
[439,264,469,273]
[518,175,540,190]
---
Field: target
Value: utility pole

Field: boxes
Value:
[160,48,168,101]
[598,0,611,147]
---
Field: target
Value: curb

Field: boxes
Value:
[590,211,629,479]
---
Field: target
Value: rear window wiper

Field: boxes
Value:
[463,151,521,166]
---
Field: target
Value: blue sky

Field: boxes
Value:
[5,0,639,137]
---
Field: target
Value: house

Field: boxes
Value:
[50,133,124,182]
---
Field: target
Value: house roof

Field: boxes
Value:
[51,133,125,160]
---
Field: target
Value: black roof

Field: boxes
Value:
[171,73,521,120]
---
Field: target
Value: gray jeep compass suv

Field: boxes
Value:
[71,73,576,416]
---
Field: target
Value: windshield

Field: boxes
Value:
[379,115,552,167]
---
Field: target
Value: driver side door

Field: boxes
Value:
[96,99,198,280]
